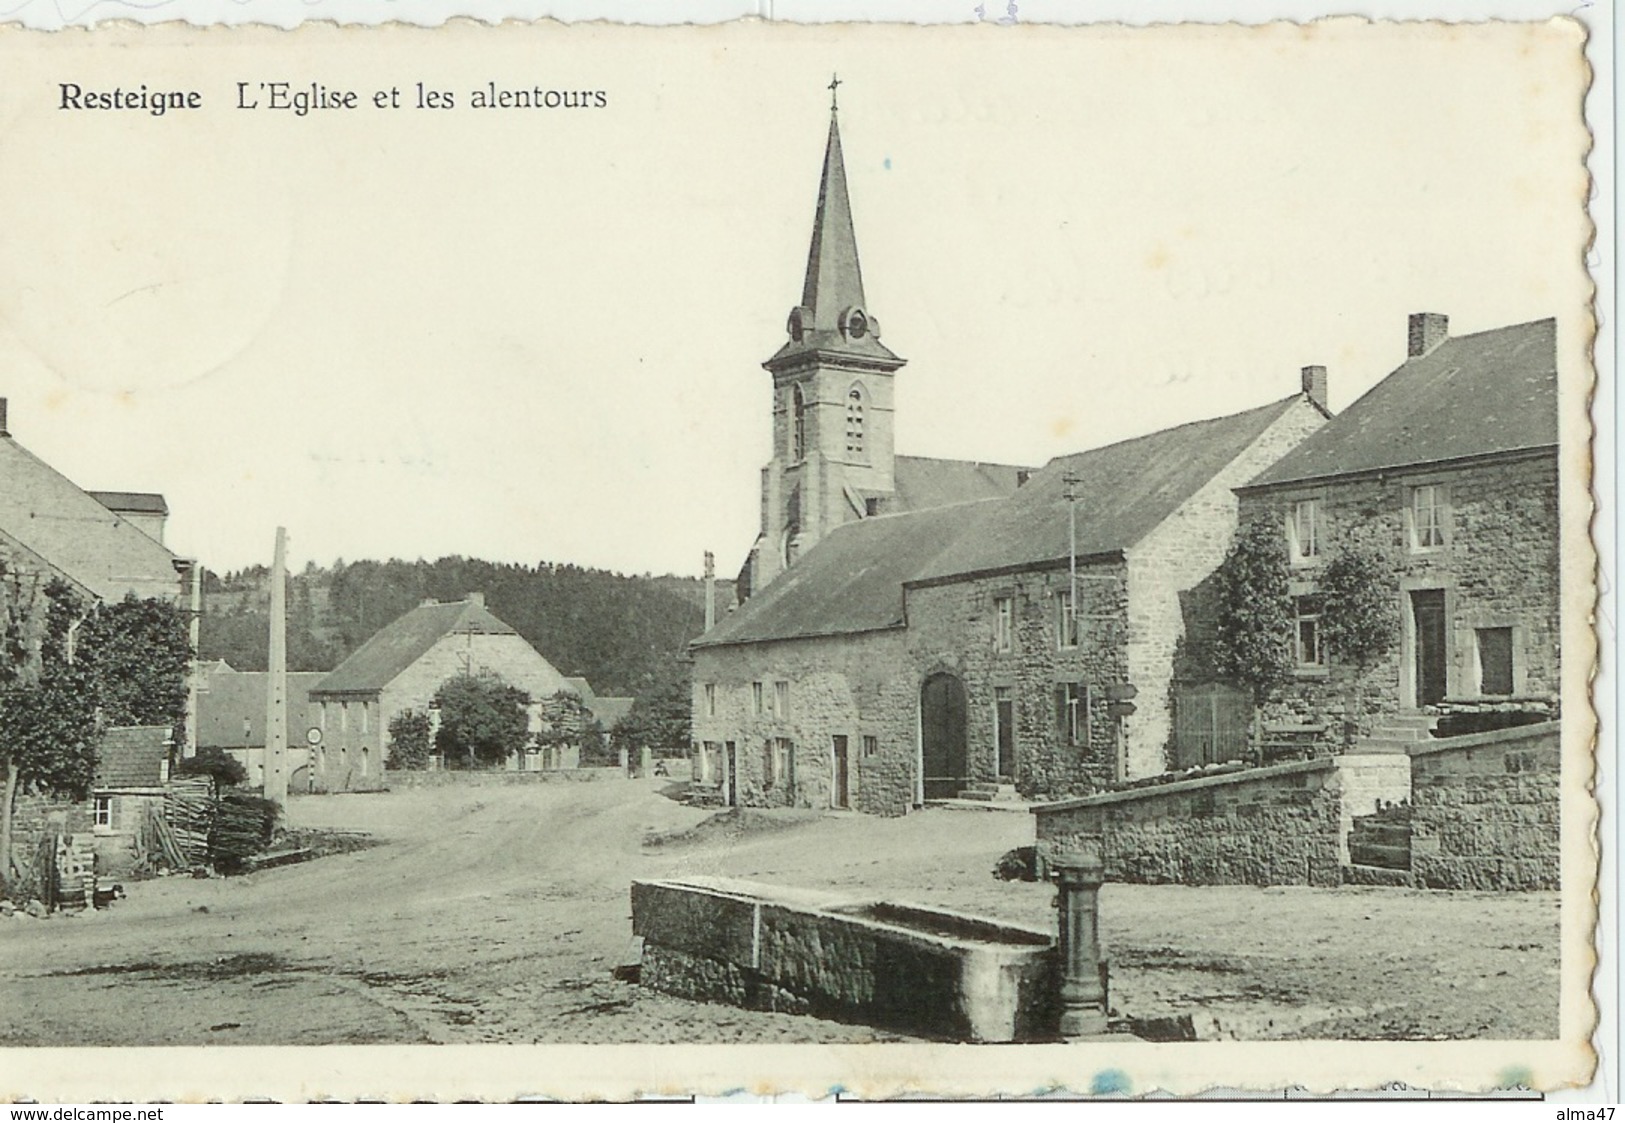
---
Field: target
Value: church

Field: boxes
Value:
[690,95,1330,815]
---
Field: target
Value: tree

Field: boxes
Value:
[1211,517,1294,753]
[432,672,530,769]
[174,746,248,789]
[387,708,434,770]
[0,579,192,897]
[610,658,692,757]
[1320,539,1399,743]
[535,690,608,766]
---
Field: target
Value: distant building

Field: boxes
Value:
[307,593,576,790]
[195,665,324,790]
[1230,313,1559,736]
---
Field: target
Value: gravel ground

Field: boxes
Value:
[0,779,1559,1045]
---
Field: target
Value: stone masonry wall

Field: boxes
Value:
[903,563,1129,798]
[690,629,919,815]
[1033,753,1407,887]
[1236,452,1560,734]
[7,792,93,901]
[1128,398,1329,775]
[1409,722,1560,890]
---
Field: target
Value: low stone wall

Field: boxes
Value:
[1409,722,1560,891]
[631,877,1059,1042]
[7,793,93,902]
[1032,754,1411,888]
[377,766,628,790]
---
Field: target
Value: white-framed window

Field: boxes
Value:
[93,794,113,830]
[1293,595,1326,668]
[1289,499,1321,564]
[774,681,791,719]
[1409,484,1447,551]
[751,681,765,716]
[1476,627,1515,695]
[764,737,792,790]
[1055,682,1091,747]
[993,596,1014,653]
[703,683,717,719]
[1056,590,1079,650]
[845,383,866,458]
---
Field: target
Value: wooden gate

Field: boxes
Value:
[1172,683,1250,770]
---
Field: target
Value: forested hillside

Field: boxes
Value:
[198,557,732,698]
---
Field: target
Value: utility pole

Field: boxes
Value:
[264,527,289,808]
[1063,473,1081,648]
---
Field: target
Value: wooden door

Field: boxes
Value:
[921,673,968,800]
[1173,683,1250,769]
[994,688,1015,781]
[724,741,738,807]
[1411,590,1447,707]
[832,735,850,809]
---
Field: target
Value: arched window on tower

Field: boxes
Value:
[845,383,866,459]
[792,385,807,462]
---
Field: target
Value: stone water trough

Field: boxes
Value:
[630,876,1061,1042]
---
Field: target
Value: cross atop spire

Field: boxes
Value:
[828,72,842,113]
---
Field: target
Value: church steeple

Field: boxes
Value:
[747,83,905,597]
[767,84,903,374]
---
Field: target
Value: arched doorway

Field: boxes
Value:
[920,672,968,800]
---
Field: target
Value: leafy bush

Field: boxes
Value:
[433,672,530,769]
[387,708,433,770]
[174,747,247,788]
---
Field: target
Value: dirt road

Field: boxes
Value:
[0,779,1559,1045]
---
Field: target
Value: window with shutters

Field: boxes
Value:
[1476,627,1514,695]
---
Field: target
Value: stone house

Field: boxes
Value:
[307,593,575,790]
[0,399,191,606]
[693,387,1328,814]
[194,665,323,790]
[690,99,1330,814]
[1223,314,1559,742]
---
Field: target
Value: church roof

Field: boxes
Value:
[312,597,521,696]
[0,433,180,604]
[884,456,1032,513]
[1246,317,1557,489]
[695,500,999,648]
[912,396,1303,583]
[764,109,903,372]
[702,395,1307,649]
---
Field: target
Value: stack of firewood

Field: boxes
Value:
[165,778,215,864]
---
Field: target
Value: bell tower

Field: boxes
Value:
[751,80,907,594]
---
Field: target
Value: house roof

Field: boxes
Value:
[1247,317,1558,489]
[196,670,326,750]
[312,597,520,695]
[88,491,169,517]
[96,725,170,790]
[563,676,595,700]
[883,456,1032,513]
[911,396,1303,583]
[0,436,180,603]
[587,695,635,728]
[696,500,1000,647]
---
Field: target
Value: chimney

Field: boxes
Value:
[0,398,9,437]
[703,551,716,632]
[467,592,485,608]
[1300,365,1328,411]
[1407,312,1449,358]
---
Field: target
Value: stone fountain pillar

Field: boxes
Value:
[1052,847,1109,1039]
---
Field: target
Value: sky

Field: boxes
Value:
[0,19,1591,579]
